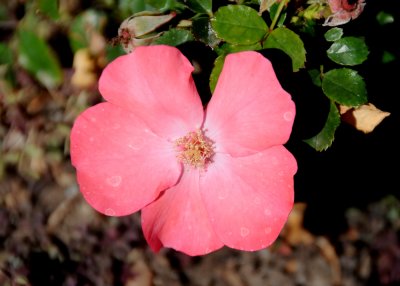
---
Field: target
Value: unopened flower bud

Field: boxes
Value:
[114,11,176,53]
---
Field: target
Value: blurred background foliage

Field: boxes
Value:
[1,0,127,182]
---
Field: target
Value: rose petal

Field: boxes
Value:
[141,169,224,256]
[204,51,295,156]
[99,45,204,138]
[323,10,352,26]
[328,0,343,13]
[70,102,182,216]
[200,146,297,251]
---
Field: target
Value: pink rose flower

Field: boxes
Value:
[324,0,366,26]
[70,45,297,256]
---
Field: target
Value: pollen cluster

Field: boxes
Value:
[174,129,214,169]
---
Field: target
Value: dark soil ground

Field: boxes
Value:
[2,171,400,286]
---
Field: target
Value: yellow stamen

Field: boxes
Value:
[174,129,214,169]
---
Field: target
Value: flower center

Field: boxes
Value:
[341,0,358,11]
[174,129,214,169]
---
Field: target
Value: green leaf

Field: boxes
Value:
[0,43,12,65]
[17,29,62,89]
[38,0,59,20]
[216,42,262,55]
[0,43,15,86]
[211,5,268,45]
[382,50,396,64]
[185,0,212,15]
[327,37,369,66]
[209,55,226,93]
[322,68,367,107]
[269,2,280,22]
[304,101,341,151]
[146,0,186,11]
[277,12,287,27]
[308,68,322,87]
[263,27,306,72]
[324,27,343,42]
[269,2,286,27]
[69,10,106,52]
[192,17,220,48]
[154,29,194,46]
[376,11,394,25]
[106,45,125,62]
[118,0,156,17]
[0,3,7,21]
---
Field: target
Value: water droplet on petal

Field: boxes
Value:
[240,227,250,237]
[218,189,228,200]
[107,175,122,187]
[105,208,115,216]
[283,111,293,122]
[83,189,91,196]
[128,144,139,150]
[127,136,145,151]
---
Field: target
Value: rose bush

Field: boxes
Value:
[70,45,297,256]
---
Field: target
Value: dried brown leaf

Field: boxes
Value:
[71,49,98,89]
[282,203,315,246]
[125,250,153,286]
[316,236,342,284]
[340,103,390,133]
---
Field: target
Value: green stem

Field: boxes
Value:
[269,0,289,31]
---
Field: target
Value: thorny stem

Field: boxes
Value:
[270,0,290,31]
